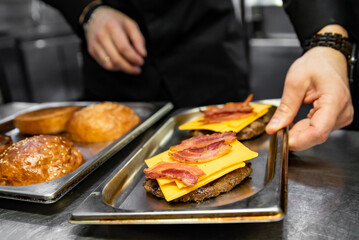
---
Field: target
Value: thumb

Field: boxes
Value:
[266,77,307,134]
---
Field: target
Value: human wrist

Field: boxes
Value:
[316,24,348,37]
[303,32,352,59]
[79,0,103,30]
[82,5,109,33]
[303,25,354,73]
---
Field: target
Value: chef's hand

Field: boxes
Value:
[265,28,353,151]
[85,6,147,74]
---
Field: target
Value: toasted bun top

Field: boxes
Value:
[14,106,82,135]
[15,106,81,121]
[0,135,85,186]
[67,102,140,143]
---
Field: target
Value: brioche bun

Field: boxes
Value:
[14,106,82,135]
[0,135,85,186]
[67,102,140,143]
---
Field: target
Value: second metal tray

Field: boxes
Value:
[0,101,173,203]
[70,105,288,224]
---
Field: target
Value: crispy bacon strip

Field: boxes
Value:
[170,131,236,151]
[200,111,254,124]
[144,161,205,186]
[169,140,232,163]
[201,94,253,116]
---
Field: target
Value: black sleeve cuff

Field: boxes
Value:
[282,0,347,47]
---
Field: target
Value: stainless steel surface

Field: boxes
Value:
[70,106,288,224]
[0,102,36,119]
[19,35,82,102]
[0,103,358,239]
[0,101,173,203]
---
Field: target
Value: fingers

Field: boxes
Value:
[108,19,145,66]
[307,97,353,129]
[288,92,353,151]
[124,20,147,57]
[101,27,142,74]
[288,119,325,151]
[288,99,336,151]
[265,66,308,134]
[86,8,146,74]
[89,40,113,70]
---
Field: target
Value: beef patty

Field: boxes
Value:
[191,113,271,141]
[143,164,252,202]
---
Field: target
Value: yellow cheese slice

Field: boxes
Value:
[174,161,246,189]
[178,103,272,133]
[144,140,258,201]
[160,161,246,201]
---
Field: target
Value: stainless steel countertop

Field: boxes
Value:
[1,102,359,239]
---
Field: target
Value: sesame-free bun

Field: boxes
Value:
[67,102,140,143]
[0,135,85,186]
[14,106,82,135]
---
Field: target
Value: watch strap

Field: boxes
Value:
[303,33,353,62]
[79,0,103,25]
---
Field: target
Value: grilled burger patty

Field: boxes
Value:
[143,164,252,202]
[191,113,271,141]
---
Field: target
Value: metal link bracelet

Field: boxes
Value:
[303,32,356,81]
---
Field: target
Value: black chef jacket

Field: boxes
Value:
[283,0,359,130]
[42,0,250,108]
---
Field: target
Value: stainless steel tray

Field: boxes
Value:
[70,105,288,224]
[0,101,173,203]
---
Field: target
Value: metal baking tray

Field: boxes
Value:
[70,105,288,224]
[0,101,173,203]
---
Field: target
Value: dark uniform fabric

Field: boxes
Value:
[282,0,359,130]
[43,0,249,108]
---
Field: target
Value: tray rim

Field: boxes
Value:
[0,101,174,204]
[70,105,289,224]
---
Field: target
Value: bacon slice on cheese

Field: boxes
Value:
[144,161,205,186]
[169,140,232,163]
[144,140,258,201]
[200,111,253,124]
[201,94,253,116]
[179,103,272,133]
[169,131,236,152]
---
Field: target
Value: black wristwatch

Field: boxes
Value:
[79,0,104,32]
[303,32,357,81]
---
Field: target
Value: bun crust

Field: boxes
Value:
[67,102,140,143]
[0,135,85,186]
[14,106,82,135]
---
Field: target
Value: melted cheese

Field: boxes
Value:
[144,140,258,201]
[178,103,272,133]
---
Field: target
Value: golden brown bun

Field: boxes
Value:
[0,134,12,155]
[67,102,140,143]
[14,106,82,135]
[0,135,85,186]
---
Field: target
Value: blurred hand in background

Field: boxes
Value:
[85,7,147,74]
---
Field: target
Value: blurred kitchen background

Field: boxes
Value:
[0,0,301,105]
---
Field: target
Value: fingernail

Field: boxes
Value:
[142,45,147,57]
[267,118,280,129]
[288,137,293,147]
[134,67,142,74]
[137,58,144,66]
